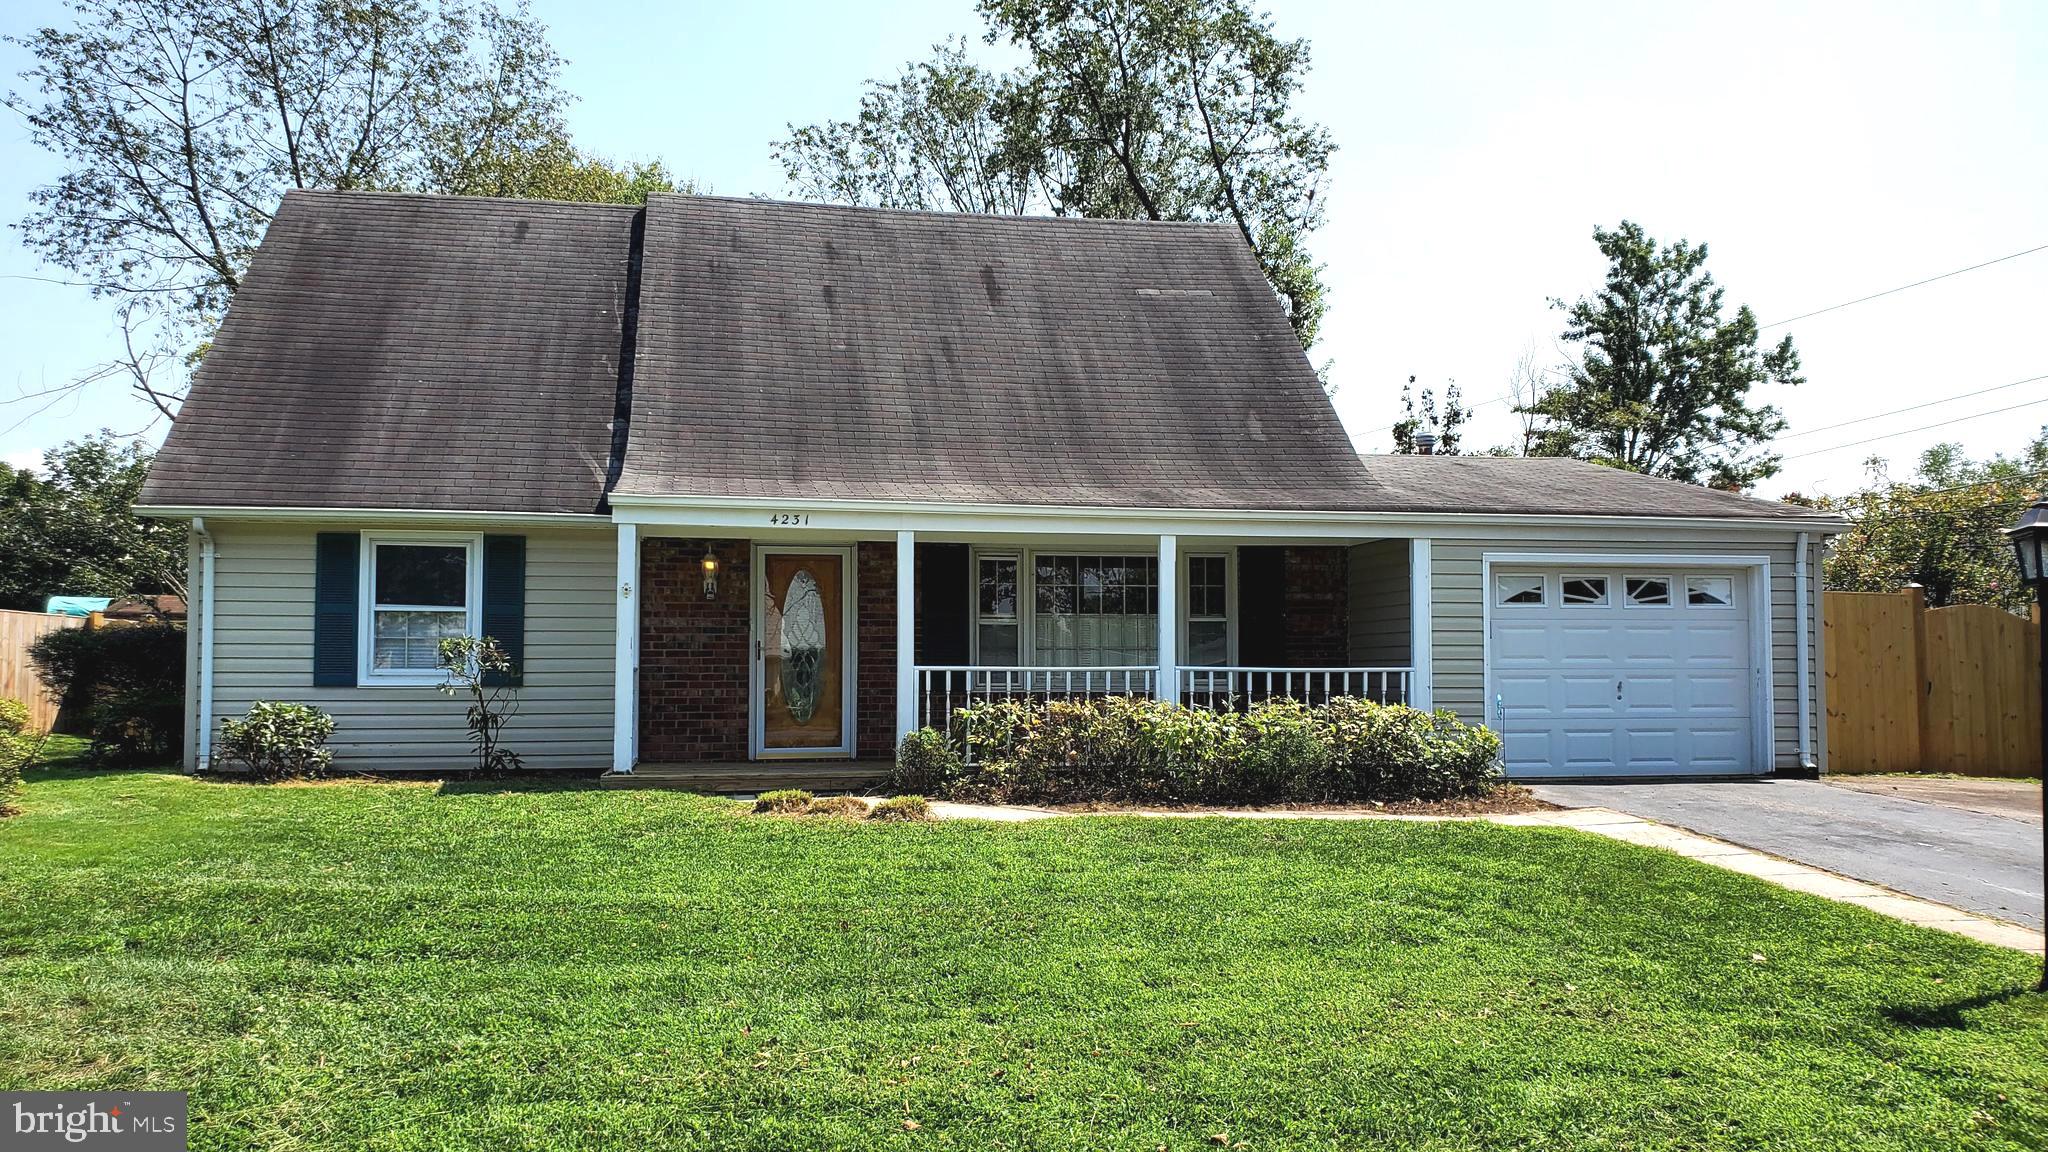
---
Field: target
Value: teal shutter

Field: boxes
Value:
[481,535,526,687]
[313,533,359,686]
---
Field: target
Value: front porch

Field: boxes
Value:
[610,523,1432,774]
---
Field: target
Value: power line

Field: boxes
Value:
[1780,396,2048,462]
[1777,374,2048,442]
[1759,243,2048,329]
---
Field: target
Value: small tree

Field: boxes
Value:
[437,636,522,773]
[1390,376,1470,455]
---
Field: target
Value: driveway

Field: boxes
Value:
[1527,778,2044,929]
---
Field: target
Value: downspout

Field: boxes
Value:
[193,517,217,770]
[1795,531,1814,771]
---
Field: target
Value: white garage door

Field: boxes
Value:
[1490,567,1758,778]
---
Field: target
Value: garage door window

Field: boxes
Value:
[1624,576,1670,607]
[1686,575,1734,607]
[1561,576,1608,605]
[1496,574,1545,606]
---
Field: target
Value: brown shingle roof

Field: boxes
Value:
[141,190,636,514]
[1356,454,1837,520]
[613,195,1378,509]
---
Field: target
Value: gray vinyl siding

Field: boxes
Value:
[1430,533,1822,771]
[1346,540,1411,665]
[198,522,614,771]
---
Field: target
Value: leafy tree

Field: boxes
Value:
[0,433,185,611]
[451,138,683,205]
[1523,221,1802,488]
[777,0,1334,348]
[1821,433,2048,614]
[5,0,620,416]
[1390,376,1470,455]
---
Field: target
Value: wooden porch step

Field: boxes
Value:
[603,760,893,794]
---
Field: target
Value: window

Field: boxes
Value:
[1625,576,1671,606]
[364,536,479,681]
[1686,575,1734,607]
[1496,574,1545,606]
[1034,554,1158,666]
[1561,576,1609,606]
[1185,554,1230,666]
[975,555,1020,664]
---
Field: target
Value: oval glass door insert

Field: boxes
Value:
[779,568,826,723]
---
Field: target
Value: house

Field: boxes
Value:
[138,190,1844,780]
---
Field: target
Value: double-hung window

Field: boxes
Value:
[362,534,480,682]
[1184,554,1230,666]
[976,554,1021,665]
[1033,555,1159,666]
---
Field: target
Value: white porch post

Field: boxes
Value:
[1157,533,1179,702]
[1408,536,1433,711]
[611,523,639,774]
[895,529,918,743]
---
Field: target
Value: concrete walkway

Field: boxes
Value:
[915,798,2044,955]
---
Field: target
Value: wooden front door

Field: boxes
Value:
[753,548,852,758]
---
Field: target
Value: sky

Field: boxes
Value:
[1,0,2042,501]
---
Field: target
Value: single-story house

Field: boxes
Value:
[138,190,1845,779]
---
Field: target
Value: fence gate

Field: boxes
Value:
[1824,588,2041,777]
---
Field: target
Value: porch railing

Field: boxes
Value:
[915,665,1158,730]
[1178,666,1411,711]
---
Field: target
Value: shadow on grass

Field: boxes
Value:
[434,773,610,796]
[1884,985,2043,1029]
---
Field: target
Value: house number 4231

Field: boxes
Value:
[768,512,811,526]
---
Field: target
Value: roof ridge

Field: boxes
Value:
[650,191,1242,230]
[283,188,643,213]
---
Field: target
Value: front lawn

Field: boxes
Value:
[1,767,2043,1150]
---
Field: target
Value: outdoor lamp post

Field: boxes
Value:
[2002,498,2048,991]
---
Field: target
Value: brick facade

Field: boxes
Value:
[855,542,896,759]
[1280,546,1350,666]
[639,538,751,762]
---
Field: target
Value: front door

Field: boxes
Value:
[752,548,853,758]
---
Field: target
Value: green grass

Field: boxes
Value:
[1,764,2044,1151]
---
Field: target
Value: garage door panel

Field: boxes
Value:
[1492,564,1756,779]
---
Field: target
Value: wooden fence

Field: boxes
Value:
[1825,588,2040,777]
[0,608,83,732]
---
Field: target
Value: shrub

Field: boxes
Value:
[28,622,185,766]
[0,698,41,815]
[213,702,336,781]
[868,794,932,822]
[803,795,871,818]
[932,696,1501,806]
[437,636,523,773]
[754,788,814,814]
[891,727,964,794]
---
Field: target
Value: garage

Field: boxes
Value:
[1488,565,1763,778]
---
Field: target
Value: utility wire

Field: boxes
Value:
[1780,396,2048,462]
[1776,374,2048,441]
[1759,243,2048,328]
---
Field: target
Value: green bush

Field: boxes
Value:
[890,727,964,794]
[906,696,1502,806]
[754,788,814,814]
[28,622,186,766]
[213,702,336,781]
[0,698,40,815]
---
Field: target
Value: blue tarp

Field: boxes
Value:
[44,596,112,617]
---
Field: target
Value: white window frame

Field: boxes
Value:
[1179,551,1236,667]
[968,545,1218,666]
[972,551,1023,665]
[1495,572,1547,607]
[1684,573,1736,609]
[1623,573,1674,608]
[358,531,484,686]
[1559,573,1610,607]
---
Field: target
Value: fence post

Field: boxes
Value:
[1905,584,1931,772]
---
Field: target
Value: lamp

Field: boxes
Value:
[701,547,719,600]
[2002,498,2048,991]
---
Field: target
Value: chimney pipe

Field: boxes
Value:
[1413,432,1437,456]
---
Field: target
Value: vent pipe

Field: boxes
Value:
[1412,433,1437,456]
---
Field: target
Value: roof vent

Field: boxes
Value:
[1412,432,1437,456]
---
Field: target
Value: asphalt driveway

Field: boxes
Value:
[1528,778,2044,929]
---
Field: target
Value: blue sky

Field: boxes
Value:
[2,0,2043,499]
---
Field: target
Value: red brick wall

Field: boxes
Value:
[1281,546,1349,666]
[856,542,896,759]
[639,538,750,763]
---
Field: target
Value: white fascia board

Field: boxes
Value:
[135,505,613,529]
[607,492,1847,539]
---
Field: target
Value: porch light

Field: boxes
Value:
[701,547,720,600]
[2001,498,2048,991]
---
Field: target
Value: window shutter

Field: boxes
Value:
[313,533,359,687]
[481,535,526,687]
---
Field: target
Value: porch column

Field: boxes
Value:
[611,523,638,774]
[1157,534,1179,702]
[895,529,917,743]
[1408,537,1433,711]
